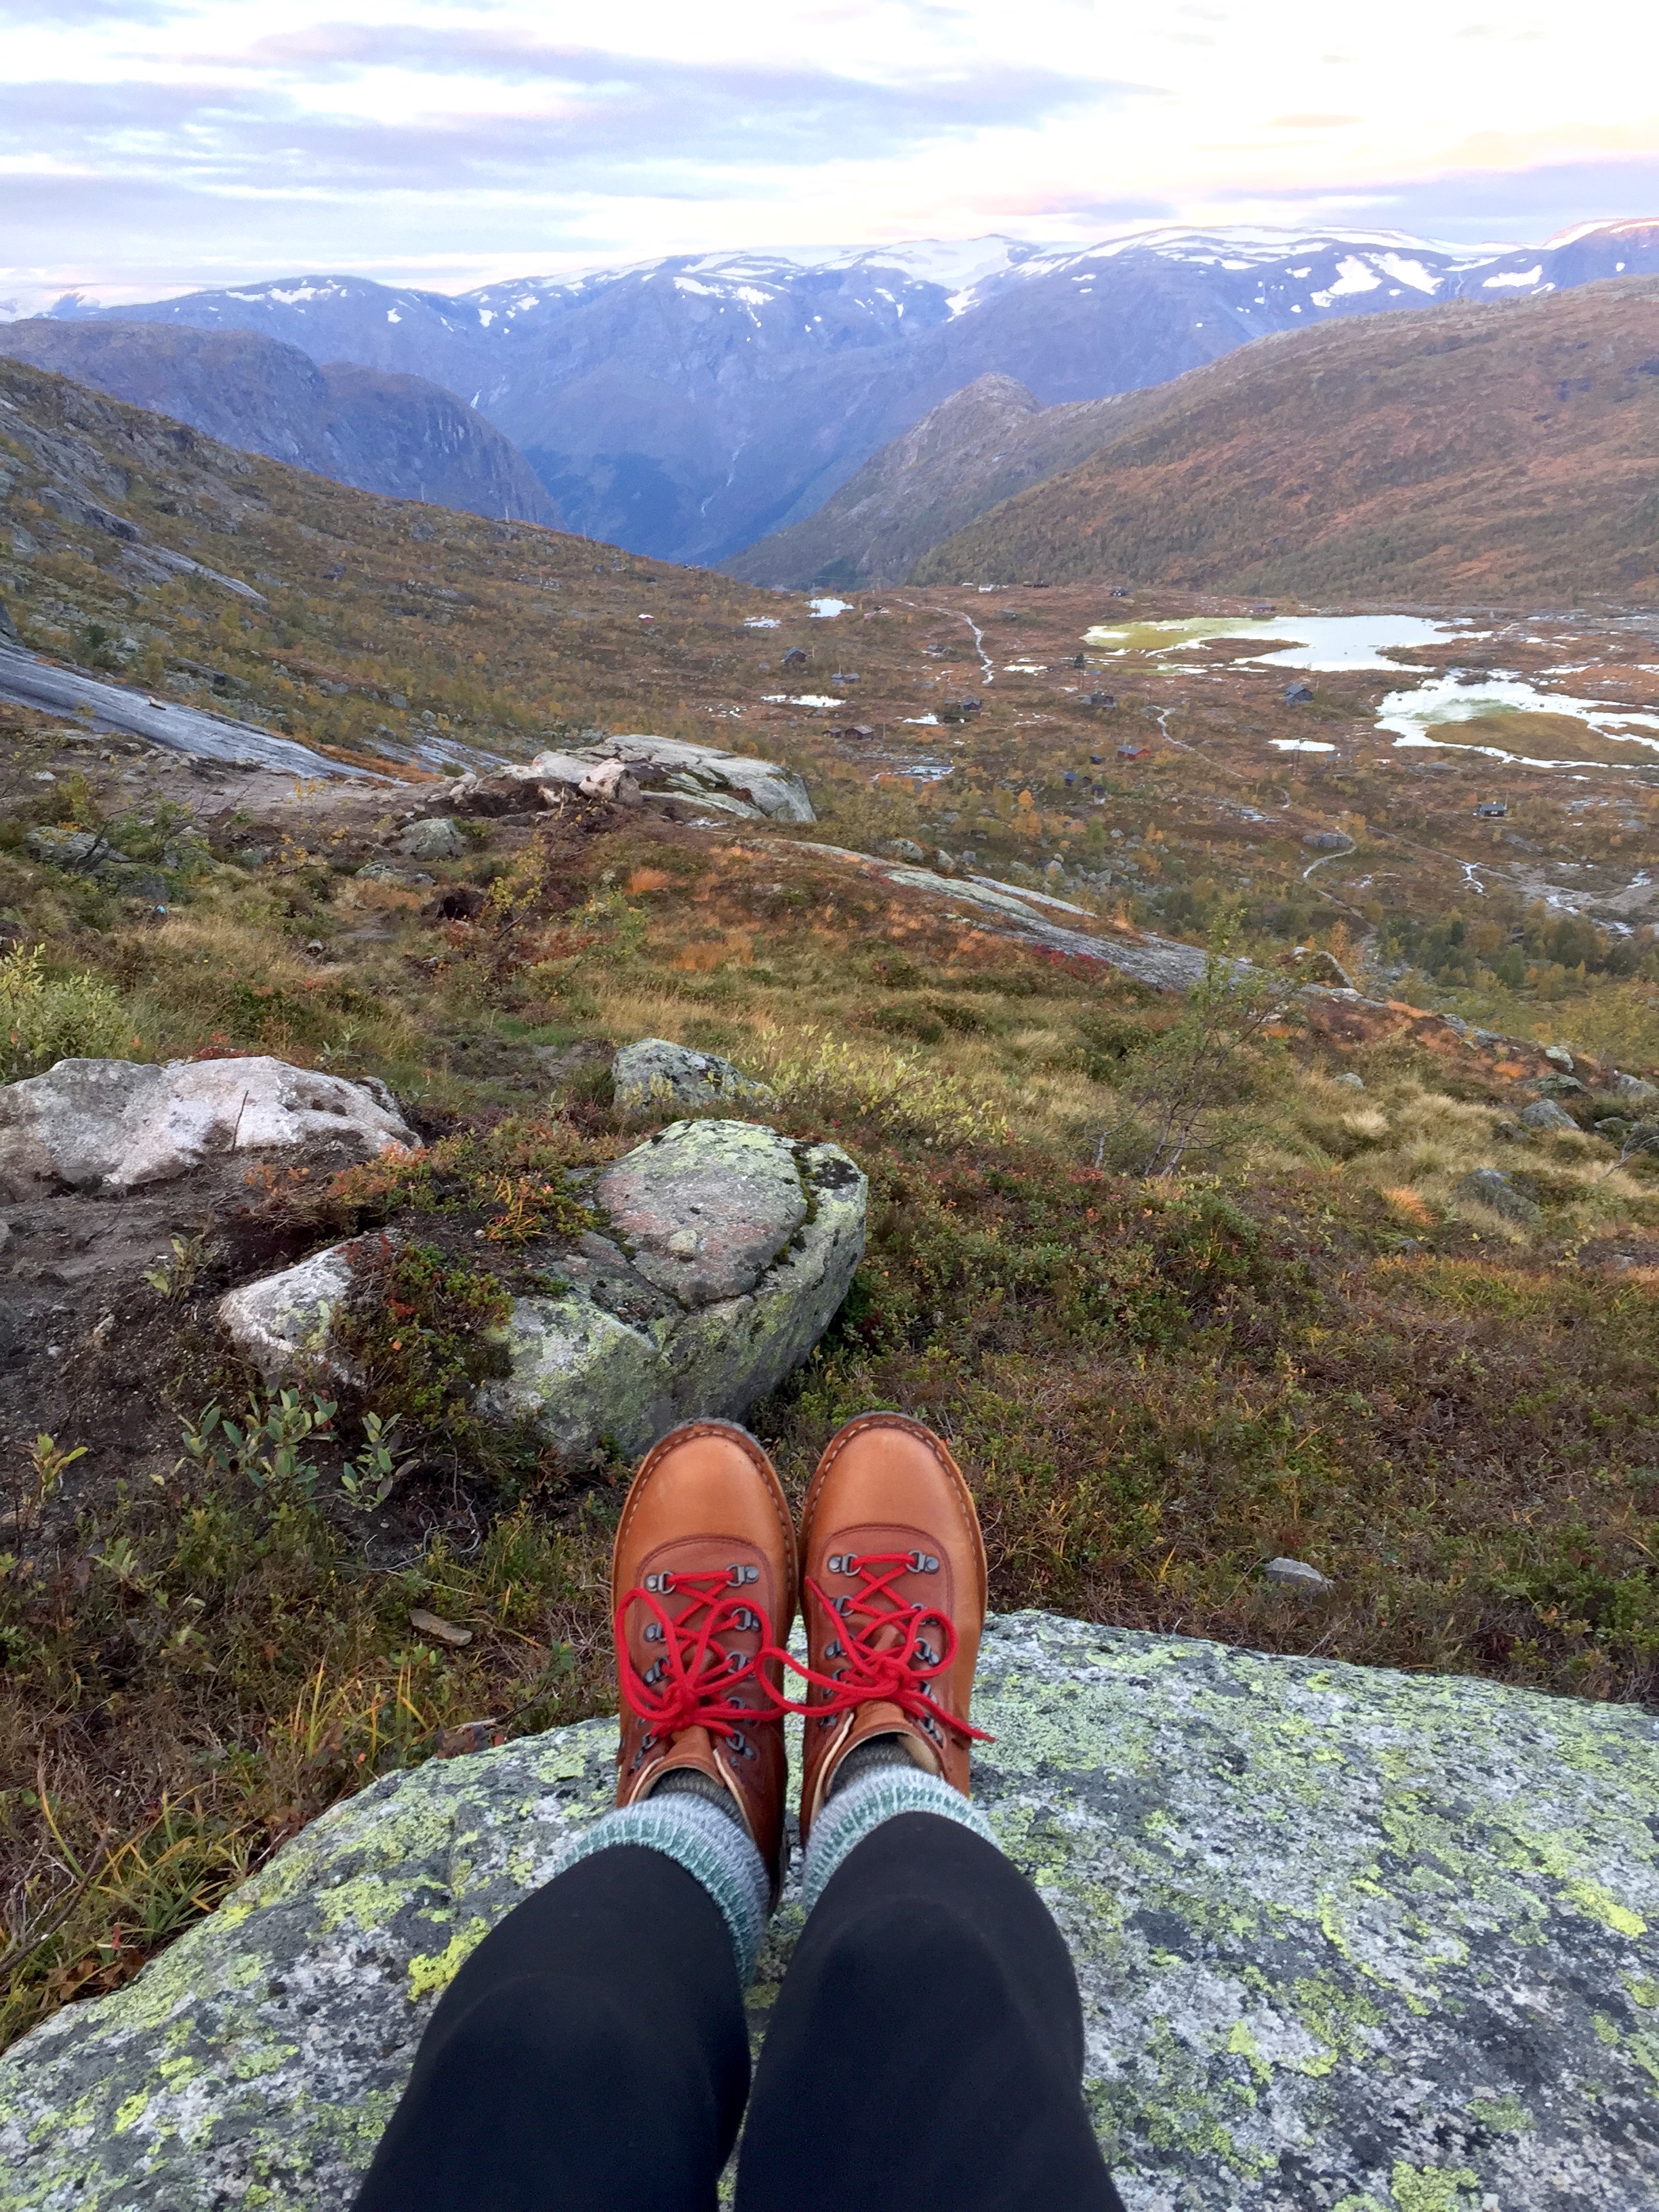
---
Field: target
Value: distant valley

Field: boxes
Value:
[0,320,555,529]
[22,220,1659,565]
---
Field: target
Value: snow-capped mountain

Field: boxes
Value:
[40,221,1659,566]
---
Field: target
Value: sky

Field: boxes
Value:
[1,0,1657,312]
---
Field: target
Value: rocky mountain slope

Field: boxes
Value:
[728,373,1153,588]
[45,222,1659,565]
[910,276,1659,602]
[0,321,555,527]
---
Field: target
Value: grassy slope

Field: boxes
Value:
[914,278,1659,601]
[1,362,1658,2047]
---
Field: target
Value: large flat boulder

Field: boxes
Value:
[3,1614,1655,2210]
[220,1122,866,1460]
[0,1057,416,1199]
[441,736,815,825]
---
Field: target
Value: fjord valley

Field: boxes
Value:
[21,219,1659,568]
[1,298,1658,2075]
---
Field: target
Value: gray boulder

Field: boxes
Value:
[3,1613,1656,2211]
[1519,1097,1578,1134]
[220,1121,866,1462]
[0,1056,416,1200]
[1609,1071,1659,1106]
[611,1037,773,1114]
[218,1242,361,1380]
[396,817,466,861]
[1454,1167,1541,1225]
[24,825,167,901]
[444,737,814,826]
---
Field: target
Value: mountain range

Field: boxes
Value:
[0,321,555,527]
[27,220,1659,567]
[909,277,1659,603]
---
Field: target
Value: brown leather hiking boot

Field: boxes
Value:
[796,1412,989,1842]
[612,1420,798,1890]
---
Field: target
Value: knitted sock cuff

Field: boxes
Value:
[550,1795,771,1984]
[801,1765,996,1919]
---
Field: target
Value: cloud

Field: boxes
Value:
[1244,155,1659,243]
[1,46,1141,205]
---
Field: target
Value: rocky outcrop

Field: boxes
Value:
[220,1120,866,1460]
[3,1612,1655,2211]
[0,1057,415,1199]
[441,737,815,825]
[610,1037,773,1113]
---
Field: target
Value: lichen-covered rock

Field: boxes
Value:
[1454,1167,1541,1225]
[610,1036,773,1115]
[219,1122,866,1461]
[1520,1097,1579,1131]
[396,817,466,861]
[483,1122,865,1456]
[3,1614,1656,2211]
[0,1056,417,1200]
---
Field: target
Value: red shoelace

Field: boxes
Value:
[768,1551,993,1745]
[618,1553,992,1747]
[615,1568,777,1736]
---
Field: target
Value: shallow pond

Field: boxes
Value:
[1377,675,1659,768]
[1082,613,1483,669]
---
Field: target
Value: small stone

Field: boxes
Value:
[1284,682,1314,704]
[1519,1098,1577,1134]
[1333,1071,1365,1090]
[1261,1557,1333,1592]
[665,1229,699,1258]
[409,1608,472,1648]
[880,838,926,865]
[1609,1071,1659,1105]
[1543,1044,1575,1069]
[30,771,55,783]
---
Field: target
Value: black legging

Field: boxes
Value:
[352,1811,1125,2211]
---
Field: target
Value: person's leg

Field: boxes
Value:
[354,1842,750,2212]
[737,1811,1125,2212]
[737,1412,1122,2212]
[354,1420,800,2212]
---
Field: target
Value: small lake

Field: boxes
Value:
[1082,614,1484,670]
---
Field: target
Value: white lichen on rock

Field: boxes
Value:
[3,1615,1656,2210]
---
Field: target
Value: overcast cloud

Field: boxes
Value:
[1,0,1655,310]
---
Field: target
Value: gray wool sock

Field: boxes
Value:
[651,1765,750,1829]
[547,1779,771,1984]
[827,1733,918,1799]
[803,1738,996,1919]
